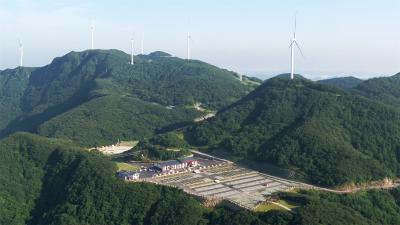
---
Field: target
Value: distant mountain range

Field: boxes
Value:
[0,50,256,146]
[317,76,364,89]
[353,73,400,107]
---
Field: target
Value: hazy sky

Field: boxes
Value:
[0,0,399,79]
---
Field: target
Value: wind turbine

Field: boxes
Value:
[289,15,304,80]
[187,32,192,61]
[18,39,23,67]
[91,21,95,50]
[141,33,144,55]
[130,38,134,65]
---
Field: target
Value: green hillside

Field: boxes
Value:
[186,76,400,186]
[37,95,199,146]
[353,73,400,107]
[2,133,400,225]
[0,50,253,146]
[0,133,205,225]
[318,76,364,89]
[0,67,33,129]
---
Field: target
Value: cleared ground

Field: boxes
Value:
[91,141,138,155]
[149,163,299,210]
[255,200,299,212]
[116,162,139,171]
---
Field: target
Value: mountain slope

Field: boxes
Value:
[186,77,400,186]
[0,67,32,129]
[0,50,253,145]
[37,95,199,146]
[318,76,363,89]
[353,73,400,107]
[0,133,206,225]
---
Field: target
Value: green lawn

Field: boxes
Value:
[255,202,282,212]
[255,200,299,212]
[116,162,139,171]
[278,200,299,209]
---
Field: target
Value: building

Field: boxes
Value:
[154,160,185,172]
[154,158,199,172]
[117,171,139,181]
[179,157,198,167]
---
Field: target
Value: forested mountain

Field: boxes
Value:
[186,76,400,187]
[0,67,33,129]
[353,73,400,107]
[0,132,205,225]
[317,76,363,89]
[2,132,400,225]
[0,50,253,146]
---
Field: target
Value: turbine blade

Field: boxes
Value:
[294,41,305,57]
[289,40,293,48]
[188,35,194,43]
[293,14,297,39]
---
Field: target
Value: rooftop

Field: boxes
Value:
[155,160,182,167]
[117,171,139,176]
[179,157,197,163]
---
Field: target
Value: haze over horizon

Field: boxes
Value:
[0,0,399,80]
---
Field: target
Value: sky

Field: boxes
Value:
[0,0,399,80]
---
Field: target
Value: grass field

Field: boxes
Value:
[277,200,299,209]
[255,202,283,212]
[116,162,139,171]
[255,200,299,212]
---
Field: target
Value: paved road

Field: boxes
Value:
[190,150,233,163]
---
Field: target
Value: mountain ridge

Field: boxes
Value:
[318,76,364,89]
[0,49,254,146]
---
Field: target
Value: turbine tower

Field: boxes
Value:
[91,22,95,50]
[289,15,303,80]
[130,38,134,65]
[187,32,191,61]
[141,33,144,55]
[18,40,24,67]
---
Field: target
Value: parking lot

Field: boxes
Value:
[149,162,298,210]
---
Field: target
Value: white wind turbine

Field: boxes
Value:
[91,21,95,50]
[130,38,134,65]
[18,39,24,67]
[187,31,193,61]
[289,15,304,80]
[141,33,144,55]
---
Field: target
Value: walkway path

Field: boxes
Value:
[271,202,292,211]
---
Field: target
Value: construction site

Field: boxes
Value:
[144,160,302,210]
